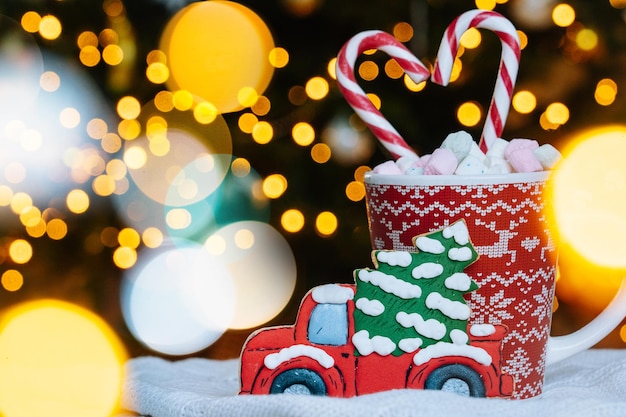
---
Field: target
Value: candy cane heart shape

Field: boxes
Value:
[336,30,430,160]
[432,10,521,153]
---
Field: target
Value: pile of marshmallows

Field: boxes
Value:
[373,131,561,176]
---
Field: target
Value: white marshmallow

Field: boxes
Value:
[405,166,425,175]
[455,154,488,175]
[468,141,487,162]
[396,155,421,173]
[486,156,513,174]
[486,138,509,159]
[441,131,474,162]
[534,144,561,169]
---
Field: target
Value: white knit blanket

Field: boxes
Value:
[121,349,626,417]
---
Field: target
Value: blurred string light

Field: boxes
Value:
[0,299,127,417]
[595,78,618,106]
[107,4,304,350]
[552,3,576,27]
[0,11,118,288]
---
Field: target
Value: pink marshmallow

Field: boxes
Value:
[373,160,403,175]
[415,154,431,168]
[507,148,543,172]
[504,138,539,160]
[423,148,458,175]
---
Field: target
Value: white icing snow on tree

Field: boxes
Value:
[352,220,479,356]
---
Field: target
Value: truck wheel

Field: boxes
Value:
[269,368,327,396]
[424,364,486,397]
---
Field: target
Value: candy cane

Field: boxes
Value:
[336,30,430,160]
[432,10,521,153]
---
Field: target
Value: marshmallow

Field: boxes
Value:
[373,160,403,175]
[504,138,539,160]
[396,155,421,173]
[455,154,488,175]
[468,141,487,162]
[486,138,509,159]
[405,166,425,175]
[507,148,543,172]
[485,156,513,174]
[369,130,561,177]
[415,154,431,168]
[441,131,474,162]
[534,144,561,169]
[423,148,458,175]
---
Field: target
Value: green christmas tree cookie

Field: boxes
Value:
[352,219,479,357]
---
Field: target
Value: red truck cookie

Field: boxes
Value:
[239,220,514,398]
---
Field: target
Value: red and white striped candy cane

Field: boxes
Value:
[432,10,521,153]
[336,30,430,160]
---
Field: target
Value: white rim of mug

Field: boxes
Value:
[363,170,551,186]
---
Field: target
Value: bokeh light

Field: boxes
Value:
[38,14,62,40]
[545,102,570,125]
[262,174,288,199]
[159,1,275,113]
[66,189,90,214]
[123,102,232,207]
[305,76,329,100]
[268,47,289,68]
[1,270,23,292]
[475,0,496,11]
[358,61,379,81]
[0,16,43,126]
[460,27,482,49]
[311,142,332,164]
[512,90,537,114]
[46,218,68,240]
[0,300,127,417]
[315,211,338,237]
[206,221,297,329]
[292,122,315,146]
[9,239,32,264]
[281,209,305,233]
[20,11,41,33]
[393,22,413,42]
[576,28,599,51]
[595,78,617,106]
[457,101,482,127]
[113,246,138,269]
[121,242,236,355]
[321,116,374,165]
[345,180,366,202]
[252,120,274,144]
[553,3,576,27]
[549,125,626,268]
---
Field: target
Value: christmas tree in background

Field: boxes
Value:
[352,220,479,357]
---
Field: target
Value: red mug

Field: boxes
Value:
[364,170,626,399]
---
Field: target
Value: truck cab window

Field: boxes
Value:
[308,303,348,346]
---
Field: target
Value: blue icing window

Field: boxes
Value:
[308,303,348,346]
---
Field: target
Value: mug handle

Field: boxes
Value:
[546,278,626,365]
